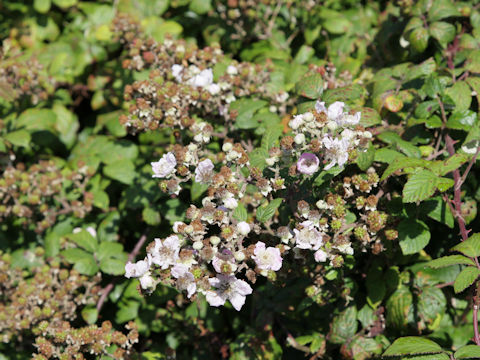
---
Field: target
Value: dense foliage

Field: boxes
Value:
[2,0,480,359]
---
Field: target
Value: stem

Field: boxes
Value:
[97,232,149,313]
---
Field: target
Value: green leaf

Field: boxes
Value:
[67,230,98,253]
[447,110,477,131]
[261,126,282,151]
[421,197,454,228]
[249,148,268,171]
[383,337,444,356]
[329,306,358,344]
[92,189,109,210]
[428,0,461,22]
[426,255,475,268]
[189,0,211,14]
[430,154,469,176]
[233,203,248,222]
[256,198,282,223]
[103,160,135,185]
[231,99,267,129]
[377,131,421,158]
[323,17,352,34]
[116,300,140,323]
[454,266,480,293]
[445,81,472,112]
[356,143,375,171]
[191,181,209,201]
[386,286,413,330]
[409,27,429,53]
[4,130,31,148]
[100,258,126,275]
[455,345,480,359]
[398,219,431,255]
[74,254,99,276]
[403,170,438,203]
[61,248,91,263]
[142,207,161,226]
[295,73,324,99]
[97,242,124,262]
[366,264,386,308]
[81,306,98,325]
[429,21,456,46]
[34,0,52,13]
[451,234,480,258]
[52,0,77,9]
[356,107,381,127]
[322,84,364,104]
[374,149,404,163]
[381,157,427,181]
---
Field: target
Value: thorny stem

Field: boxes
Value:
[97,232,149,313]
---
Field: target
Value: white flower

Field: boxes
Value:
[125,259,149,278]
[293,221,324,250]
[289,114,304,130]
[208,83,221,95]
[212,250,237,274]
[297,153,320,175]
[171,264,196,298]
[315,101,327,113]
[223,195,238,209]
[188,69,214,88]
[237,221,251,236]
[337,112,361,127]
[195,159,214,184]
[252,242,282,271]
[149,235,181,269]
[322,135,350,170]
[205,274,253,311]
[139,271,155,290]
[294,133,305,144]
[173,221,185,233]
[335,243,354,255]
[227,65,238,75]
[327,101,345,121]
[151,152,177,178]
[314,249,328,262]
[171,64,184,82]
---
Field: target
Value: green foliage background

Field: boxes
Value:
[1,0,480,359]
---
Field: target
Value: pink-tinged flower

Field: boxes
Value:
[322,135,350,170]
[149,235,181,269]
[314,249,328,262]
[125,259,149,278]
[195,159,214,184]
[315,101,327,113]
[252,242,282,271]
[139,272,155,290]
[212,249,237,274]
[151,152,177,178]
[327,101,345,121]
[171,264,196,298]
[297,153,320,175]
[293,221,324,250]
[205,274,253,311]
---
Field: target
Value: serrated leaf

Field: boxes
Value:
[409,27,429,53]
[398,219,431,255]
[421,197,454,228]
[103,160,135,185]
[386,286,413,330]
[256,198,282,223]
[451,234,480,258]
[61,248,91,263]
[100,258,126,275]
[233,203,248,222]
[454,266,480,293]
[73,254,99,276]
[429,21,456,46]
[4,130,31,148]
[430,154,469,176]
[428,0,461,22]
[403,170,438,203]
[97,242,124,262]
[447,110,477,131]
[67,230,98,253]
[383,337,443,356]
[323,17,352,34]
[355,107,381,127]
[322,84,364,104]
[455,345,480,359]
[249,148,268,171]
[142,207,161,225]
[385,95,404,112]
[329,306,357,344]
[356,143,375,171]
[381,157,427,181]
[295,73,324,99]
[426,255,475,268]
[81,306,98,325]
[445,81,472,112]
[261,126,282,151]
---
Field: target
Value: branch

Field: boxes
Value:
[97,232,149,313]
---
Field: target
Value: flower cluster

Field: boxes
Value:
[0,160,94,233]
[124,94,398,311]
[0,250,138,359]
[118,34,288,133]
[0,39,55,105]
